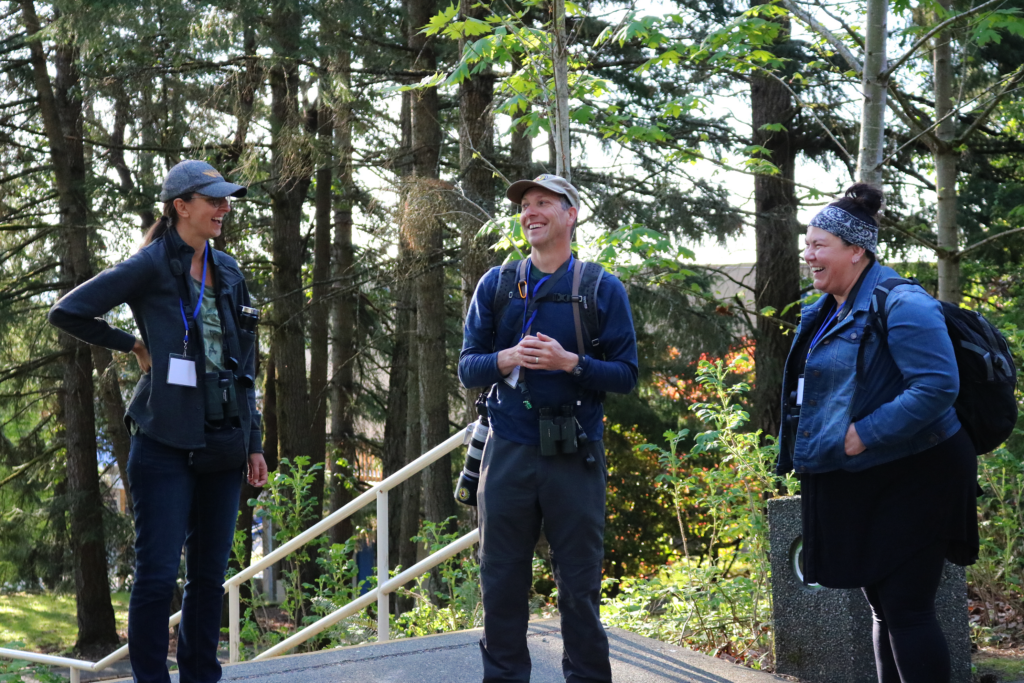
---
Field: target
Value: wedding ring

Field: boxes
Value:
[534,356,539,364]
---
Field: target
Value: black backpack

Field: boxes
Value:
[491,257,607,360]
[857,277,1018,455]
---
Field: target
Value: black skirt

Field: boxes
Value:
[801,426,979,589]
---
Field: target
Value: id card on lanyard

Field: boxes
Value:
[167,243,208,388]
[797,301,845,406]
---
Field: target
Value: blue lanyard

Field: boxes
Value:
[808,301,844,356]
[521,255,573,338]
[178,243,209,354]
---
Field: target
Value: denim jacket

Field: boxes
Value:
[776,261,960,475]
[48,228,263,454]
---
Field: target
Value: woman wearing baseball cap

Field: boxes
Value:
[777,184,977,682]
[49,160,266,683]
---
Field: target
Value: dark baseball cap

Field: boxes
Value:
[506,174,580,210]
[159,160,247,202]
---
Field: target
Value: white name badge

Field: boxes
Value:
[796,376,805,406]
[167,354,197,387]
[504,365,521,388]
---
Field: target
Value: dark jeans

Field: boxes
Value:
[478,433,610,683]
[862,541,950,683]
[127,433,242,683]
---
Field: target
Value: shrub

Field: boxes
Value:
[602,356,797,669]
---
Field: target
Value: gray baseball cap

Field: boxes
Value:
[159,160,247,201]
[506,174,580,210]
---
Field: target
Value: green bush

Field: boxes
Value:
[967,321,1024,647]
[602,356,797,669]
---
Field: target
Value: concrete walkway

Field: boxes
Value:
[105,620,786,682]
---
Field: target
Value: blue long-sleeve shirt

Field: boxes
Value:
[459,259,639,445]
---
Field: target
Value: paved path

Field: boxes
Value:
[104,620,785,682]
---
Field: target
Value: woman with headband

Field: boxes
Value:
[776,184,977,682]
[49,160,267,683]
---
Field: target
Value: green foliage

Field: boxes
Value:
[0,648,67,683]
[242,456,327,645]
[233,456,373,658]
[603,356,797,668]
[392,518,483,637]
[967,322,1024,648]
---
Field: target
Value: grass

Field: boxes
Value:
[0,592,129,654]
[975,649,1024,681]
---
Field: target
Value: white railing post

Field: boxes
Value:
[70,667,79,683]
[229,583,240,663]
[377,488,389,642]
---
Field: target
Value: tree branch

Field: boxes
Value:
[879,215,939,252]
[780,0,863,75]
[881,0,1003,81]
[0,350,70,384]
[756,67,854,165]
[960,226,1024,255]
[956,66,1024,144]
[811,0,865,50]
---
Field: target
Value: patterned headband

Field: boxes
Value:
[808,205,878,253]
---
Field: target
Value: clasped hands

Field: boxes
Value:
[497,332,577,376]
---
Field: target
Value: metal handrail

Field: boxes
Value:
[0,428,474,679]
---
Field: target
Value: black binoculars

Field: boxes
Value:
[539,405,578,457]
[203,370,239,426]
[239,305,259,333]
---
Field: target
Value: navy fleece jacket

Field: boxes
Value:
[48,227,263,454]
[458,259,638,445]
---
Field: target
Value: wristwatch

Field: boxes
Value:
[572,354,586,378]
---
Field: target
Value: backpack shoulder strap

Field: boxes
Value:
[869,277,921,338]
[857,276,922,378]
[491,260,525,351]
[576,261,607,358]
[571,259,586,355]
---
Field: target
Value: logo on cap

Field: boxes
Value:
[202,170,221,178]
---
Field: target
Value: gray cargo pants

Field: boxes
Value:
[477,432,611,683]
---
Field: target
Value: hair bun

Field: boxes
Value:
[843,183,883,217]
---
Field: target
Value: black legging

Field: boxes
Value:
[862,541,949,683]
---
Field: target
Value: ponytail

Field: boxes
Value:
[141,196,189,248]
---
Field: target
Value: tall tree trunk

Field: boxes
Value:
[933,0,959,303]
[408,0,456,530]
[382,278,413,606]
[21,0,119,650]
[329,50,356,548]
[267,0,317,612]
[263,352,279,471]
[511,115,533,180]
[750,6,800,440]
[857,0,888,186]
[305,99,333,582]
[260,352,281,601]
[459,0,497,421]
[383,89,415,612]
[550,0,571,181]
[398,328,423,613]
[91,347,132,518]
[228,27,260,165]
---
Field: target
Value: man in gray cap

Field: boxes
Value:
[459,175,639,682]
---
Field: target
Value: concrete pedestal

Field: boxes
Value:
[768,495,970,682]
